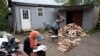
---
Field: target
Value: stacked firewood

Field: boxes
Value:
[57,23,89,52]
[58,23,89,38]
[57,38,81,52]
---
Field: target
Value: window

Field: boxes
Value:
[37,7,43,16]
[21,9,30,19]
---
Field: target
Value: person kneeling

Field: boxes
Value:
[23,30,47,56]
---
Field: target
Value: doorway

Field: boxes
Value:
[66,10,83,27]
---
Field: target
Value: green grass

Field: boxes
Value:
[89,28,100,33]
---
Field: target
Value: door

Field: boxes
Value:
[20,9,31,31]
[66,10,83,27]
[73,11,83,27]
[66,11,73,24]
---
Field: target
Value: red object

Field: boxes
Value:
[29,30,39,48]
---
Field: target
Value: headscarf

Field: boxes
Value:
[37,34,43,42]
[29,30,39,48]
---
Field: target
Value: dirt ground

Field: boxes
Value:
[17,31,100,56]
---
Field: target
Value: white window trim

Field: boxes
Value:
[37,7,44,17]
[20,8,31,19]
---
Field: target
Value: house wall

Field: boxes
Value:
[82,6,99,30]
[82,8,94,30]
[15,6,58,32]
[93,6,99,27]
[15,6,22,32]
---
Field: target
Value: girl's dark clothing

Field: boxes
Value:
[23,37,46,56]
[24,37,33,55]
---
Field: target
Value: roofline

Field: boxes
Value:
[60,4,94,11]
[63,4,94,8]
[12,2,62,8]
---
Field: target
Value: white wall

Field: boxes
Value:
[82,6,99,30]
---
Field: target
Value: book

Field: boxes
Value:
[33,45,47,52]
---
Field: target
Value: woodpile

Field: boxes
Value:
[57,23,89,52]
[58,23,89,38]
[57,38,81,52]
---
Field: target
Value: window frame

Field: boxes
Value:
[37,7,44,16]
[21,9,30,19]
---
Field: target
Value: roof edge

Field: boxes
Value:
[12,2,62,8]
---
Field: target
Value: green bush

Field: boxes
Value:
[0,10,7,31]
[0,0,8,31]
[0,22,7,31]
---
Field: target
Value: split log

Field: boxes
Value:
[58,23,89,52]
[58,23,89,38]
[57,38,81,52]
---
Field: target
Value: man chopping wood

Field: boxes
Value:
[51,12,65,37]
